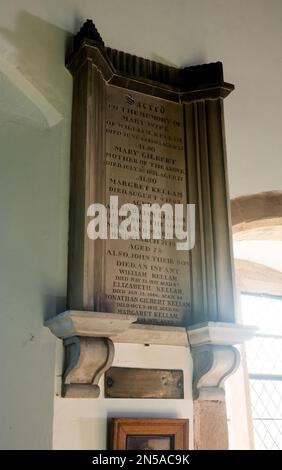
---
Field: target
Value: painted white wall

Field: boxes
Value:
[1,0,281,198]
[53,342,193,450]
[0,0,282,450]
[234,240,282,272]
[0,19,72,449]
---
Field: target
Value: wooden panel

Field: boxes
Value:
[111,418,189,450]
[105,367,184,399]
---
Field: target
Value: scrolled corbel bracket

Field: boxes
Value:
[191,343,240,401]
[62,336,114,398]
[45,310,138,398]
[187,322,256,401]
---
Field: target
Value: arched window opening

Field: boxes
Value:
[227,191,282,450]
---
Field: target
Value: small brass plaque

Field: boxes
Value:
[105,367,184,399]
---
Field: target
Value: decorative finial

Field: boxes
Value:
[74,19,104,51]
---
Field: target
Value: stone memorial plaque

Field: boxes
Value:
[65,19,236,331]
[45,20,238,400]
[104,86,190,324]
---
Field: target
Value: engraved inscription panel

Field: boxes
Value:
[104,86,190,325]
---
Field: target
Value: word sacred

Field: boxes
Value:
[87,196,195,251]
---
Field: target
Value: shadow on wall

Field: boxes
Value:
[0,10,74,121]
[0,12,76,323]
[43,294,68,321]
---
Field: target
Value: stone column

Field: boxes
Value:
[187,322,255,449]
[181,67,253,449]
[193,400,229,450]
[182,66,236,325]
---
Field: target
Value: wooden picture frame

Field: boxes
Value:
[111,418,189,450]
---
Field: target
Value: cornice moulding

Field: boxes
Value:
[187,321,257,347]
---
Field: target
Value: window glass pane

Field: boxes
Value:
[253,419,282,451]
[245,336,282,375]
[241,294,282,336]
[250,380,282,450]
[250,379,282,419]
[241,293,282,450]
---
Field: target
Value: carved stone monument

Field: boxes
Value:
[46,19,255,449]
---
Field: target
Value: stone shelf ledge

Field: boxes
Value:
[45,311,256,348]
[188,322,257,403]
[187,321,257,347]
[45,310,137,339]
[45,312,257,400]
[112,323,189,347]
[45,310,189,347]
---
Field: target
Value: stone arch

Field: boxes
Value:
[231,190,282,240]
